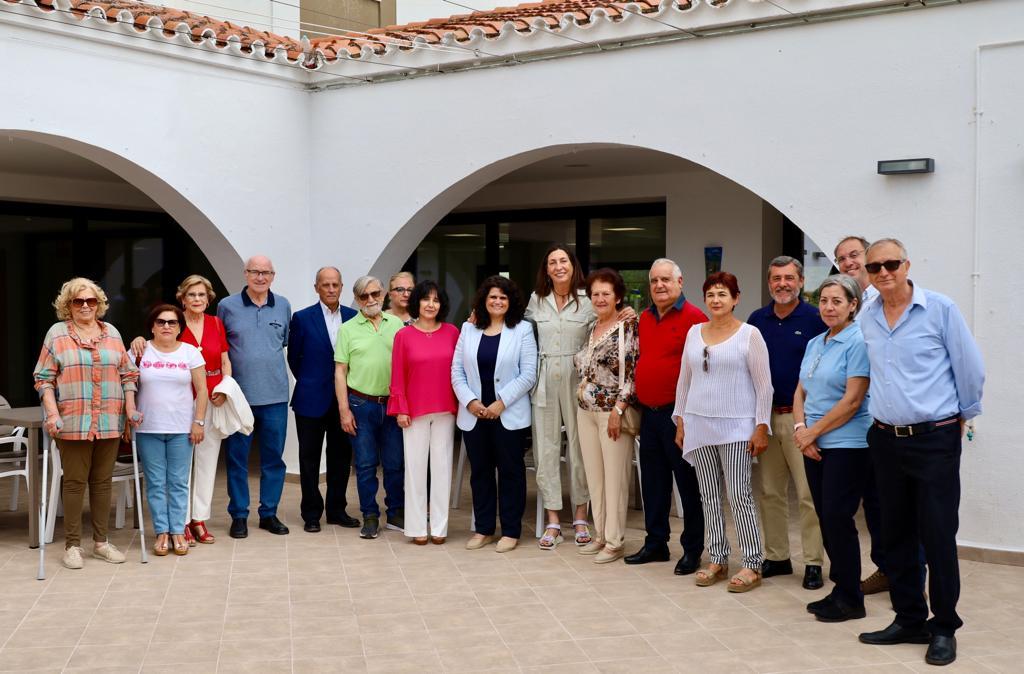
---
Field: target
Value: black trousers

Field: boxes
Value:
[861,466,887,572]
[638,406,704,556]
[464,419,526,539]
[804,447,870,607]
[295,403,352,524]
[869,423,963,636]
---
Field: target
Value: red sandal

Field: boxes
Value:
[189,520,215,544]
[183,524,196,547]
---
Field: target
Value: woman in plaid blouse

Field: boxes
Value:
[33,277,141,570]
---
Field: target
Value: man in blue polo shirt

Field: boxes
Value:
[856,238,984,667]
[748,255,825,590]
[217,255,292,539]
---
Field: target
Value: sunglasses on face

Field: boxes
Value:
[154,319,180,327]
[703,346,710,373]
[71,298,98,308]
[864,259,904,274]
[358,290,383,302]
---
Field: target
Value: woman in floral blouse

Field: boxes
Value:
[573,268,639,564]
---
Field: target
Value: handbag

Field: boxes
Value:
[616,324,641,437]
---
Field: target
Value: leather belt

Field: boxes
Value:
[349,389,389,405]
[773,406,794,415]
[874,415,960,438]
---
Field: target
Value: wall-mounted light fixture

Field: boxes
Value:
[877,158,935,175]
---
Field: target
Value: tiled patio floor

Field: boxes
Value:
[0,462,1021,673]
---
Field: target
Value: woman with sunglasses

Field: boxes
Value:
[131,274,231,544]
[135,304,209,556]
[672,272,772,592]
[792,275,872,622]
[385,272,416,325]
[34,278,140,570]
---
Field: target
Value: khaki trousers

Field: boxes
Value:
[56,437,120,549]
[576,409,633,549]
[757,412,823,564]
[533,358,589,511]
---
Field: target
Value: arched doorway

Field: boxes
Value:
[0,132,241,405]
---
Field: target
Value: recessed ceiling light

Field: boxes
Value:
[605,227,644,232]
[444,233,480,238]
[564,163,590,168]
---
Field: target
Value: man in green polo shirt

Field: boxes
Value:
[335,275,405,539]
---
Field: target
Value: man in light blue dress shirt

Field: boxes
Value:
[856,239,985,668]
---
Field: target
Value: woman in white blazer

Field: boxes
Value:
[452,276,538,553]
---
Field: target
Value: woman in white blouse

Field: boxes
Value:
[673,272,773,592]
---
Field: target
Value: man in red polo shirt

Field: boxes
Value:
[625,258,708,574]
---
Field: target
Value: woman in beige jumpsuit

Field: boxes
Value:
[527,245,594,548]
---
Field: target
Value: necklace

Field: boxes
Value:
[417,322,442,338]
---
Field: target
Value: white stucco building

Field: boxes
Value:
[2,0,1022,557]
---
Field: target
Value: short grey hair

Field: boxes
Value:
[649,258,683,280]
[315,266,341,283]
[867,237,909,259]
[834,236,870,258]
[818,274,863,318]
[768,255,804,277]
[352,275,382,297]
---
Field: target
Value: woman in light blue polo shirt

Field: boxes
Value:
[792,275,872,623]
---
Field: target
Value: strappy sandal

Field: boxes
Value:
[183,524,196,548]
[695,563,729,587]
[190,520,215,544]
[538,524,564,550]
[153,533,170,557]
[727,568,762,593]
[172,534,189,556]
[572,520,592,546]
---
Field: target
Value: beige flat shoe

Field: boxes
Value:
[727,569,762,593]
[578,540,605,556]
[695,563,729,587]
[594,546,624,564]
[495,536,518,553]
[465,534,497,550]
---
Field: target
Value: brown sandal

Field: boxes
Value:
[412,536,429,545]
[172,534,189,556]
[153,533,170,557]
[431,536,446,545]
[695,563,729,587]
[727,568,762,593]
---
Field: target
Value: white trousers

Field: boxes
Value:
[190,403,225,522]
[403,412,455,538]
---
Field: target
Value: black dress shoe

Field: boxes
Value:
[859,621,931,645]
[258,516,290,535]
[303,521,321,533]
[925,635,957,666]
[326,512,360,528]
[812,596,866,623]
[623,546,670,565]
[806,595,832,614]
[229,518,248,539]
[761,558,793,578]
[802,565,824,590]
[673,552,702,576]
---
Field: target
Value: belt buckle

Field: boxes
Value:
[894,425,913,438]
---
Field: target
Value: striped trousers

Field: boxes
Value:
[691,442,764,570]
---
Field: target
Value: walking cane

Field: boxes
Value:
[37,415,58,580]
[129,415,148,563]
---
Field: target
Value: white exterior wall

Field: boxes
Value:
[2,0,1023,551]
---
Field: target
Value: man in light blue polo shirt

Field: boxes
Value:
[856,238,984,667]
[217,255,292,539]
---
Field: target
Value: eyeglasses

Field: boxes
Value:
[71,298,98,308]
[245,269,275,278]
[390,287,414,294]
[184,292,208,299]
[154,319,180,327]
[357,290,383,302]
[864,259,904,274]
[835,250,863,265]
[702,346,710,373]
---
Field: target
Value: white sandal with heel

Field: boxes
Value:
[538,524,564,550]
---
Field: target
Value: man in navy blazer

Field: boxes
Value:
[289,267,359,532]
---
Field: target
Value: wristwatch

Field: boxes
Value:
[614,406,625,416]
[193,419,205,426]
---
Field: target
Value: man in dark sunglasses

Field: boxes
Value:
[856,238,985,667]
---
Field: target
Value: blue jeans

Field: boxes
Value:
[136,433,193,535]
[348,394,403,517]
[225,402,288,519]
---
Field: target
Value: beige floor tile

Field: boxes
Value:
[643,630,731,658]
[510,640,590,668]
[157,601,228,623]
[437,643,516,672]
[365,651,443,673]
[688,606,770,631]
[420,606,489,630]
[216,637,293,664]
[580,634,658,662]
[361,629,433,657]
[495,616,572,644]
[290,613,358,637]
[217,659,292,673]
[473,587,539,607]
[353,595,419,616]
[562,615,639,640]
[141,665,218,674]
[150,619,224,643]
[144,639,220,664]
[356,611,427,634]
[484,601,553,625]
[0,645,73,672]
[593,655,675,673]
[732,645,829,673]
[6,624,86,648]
[291,634,362,654]
[429,624,501,651]
[521,663,599,673]
[68,643,147,669]
[221,617,292,640]
[293,655,368,672]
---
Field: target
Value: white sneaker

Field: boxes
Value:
[92,542,126,564]
[62,546,84,570]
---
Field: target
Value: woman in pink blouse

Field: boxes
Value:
[388,280,460,544]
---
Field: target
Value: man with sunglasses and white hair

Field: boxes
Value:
[218,255,292,539]
[856,238,984,667]
[335,275,405,539]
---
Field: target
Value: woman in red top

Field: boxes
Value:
[133,274,231,543]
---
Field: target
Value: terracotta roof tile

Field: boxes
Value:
[4,0,760,68]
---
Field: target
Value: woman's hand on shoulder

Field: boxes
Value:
[129,336,146,359]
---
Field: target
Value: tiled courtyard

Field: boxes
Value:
[0,461,1021,673]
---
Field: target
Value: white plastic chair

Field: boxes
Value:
[0,426,29,510]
